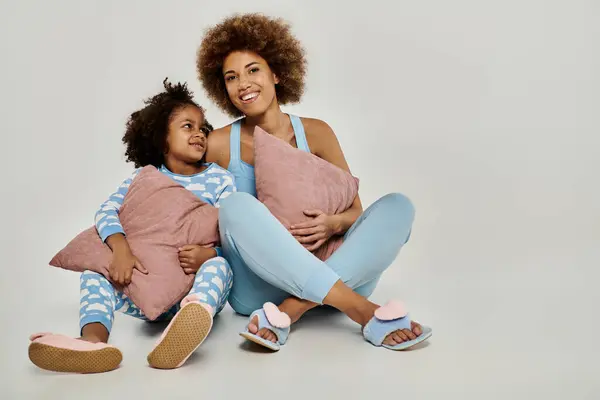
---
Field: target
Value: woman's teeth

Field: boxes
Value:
[241,92,258,102]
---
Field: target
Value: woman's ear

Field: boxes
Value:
[273,73,280,85]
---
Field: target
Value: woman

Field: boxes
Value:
[197,13,432,351]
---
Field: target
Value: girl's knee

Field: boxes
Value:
[200,257,233,276]
[203,256,228,266]
[80,270,107,284]
[81,270,103,277]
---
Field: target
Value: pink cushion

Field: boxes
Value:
[253,126,359,261]
[49,166,219,320]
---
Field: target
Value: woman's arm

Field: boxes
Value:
[304,118,363,235]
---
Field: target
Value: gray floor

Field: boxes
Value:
[3,220,598,400]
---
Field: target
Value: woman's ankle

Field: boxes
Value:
[348,302,379,327]
[323,281,363,312]
[322,281,378,326]
[278,297,317,324]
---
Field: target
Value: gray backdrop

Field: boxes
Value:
[1,1,598,399]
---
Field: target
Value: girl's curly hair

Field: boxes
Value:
[196,13,307,117]
[122,78,213,168]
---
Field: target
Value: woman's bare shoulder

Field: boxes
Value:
[299,117,341,156]
[300,117,335,134]
[206,124,233,164]
[208,124,232,141]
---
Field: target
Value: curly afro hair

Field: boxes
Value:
[122,78,213,168]
[196,13,307,117]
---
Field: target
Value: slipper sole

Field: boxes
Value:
[28,342,122,374]
[239,331,280,351]
[147,303,212,369]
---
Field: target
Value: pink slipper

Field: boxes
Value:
[146,296,214,369]
[28,333,122,374]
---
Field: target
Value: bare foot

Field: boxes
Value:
[247,297,317,343]
[356,303,423,346]
[381,321,423,346]
[321,280,423,346]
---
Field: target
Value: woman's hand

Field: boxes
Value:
[289,210,341,251]
[178,245,217,274]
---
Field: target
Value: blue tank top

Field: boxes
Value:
[227,114,311,197]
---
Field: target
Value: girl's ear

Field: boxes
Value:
[273,73,280,85]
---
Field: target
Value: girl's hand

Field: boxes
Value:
[178,245,217,274]
[109,249,148,286]
[289,210,341,251]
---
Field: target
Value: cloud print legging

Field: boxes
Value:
[218,192,415,315]
[79,257,233,333]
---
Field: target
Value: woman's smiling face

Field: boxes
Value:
[222,50,280,117]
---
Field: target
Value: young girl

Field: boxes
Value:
[28,79,235,373]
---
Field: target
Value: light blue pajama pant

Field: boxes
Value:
[218,192,415,316]
[79,257,233,333]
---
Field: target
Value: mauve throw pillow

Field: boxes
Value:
[253,126,359,261]
[49,165,220,320]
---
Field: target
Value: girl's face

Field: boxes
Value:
[222,50,280,117]
[164,105,208,166]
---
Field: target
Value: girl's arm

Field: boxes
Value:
[95,169,140,245]
[96,169,148,285]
